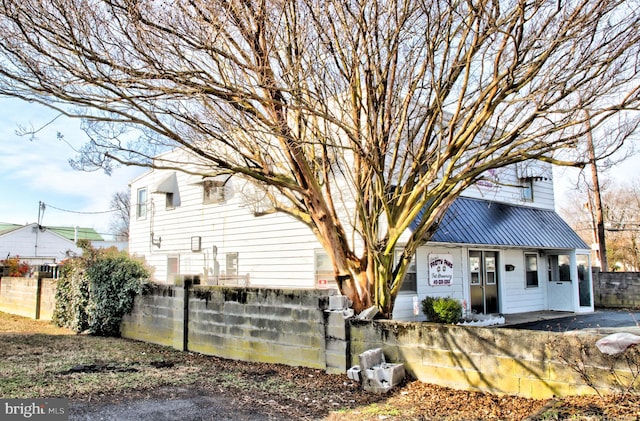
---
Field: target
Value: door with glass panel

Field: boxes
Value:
[469,251,499,314]
[547,254,573,311]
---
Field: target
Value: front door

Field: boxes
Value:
[547,254,573,311]
[469,251,499,314]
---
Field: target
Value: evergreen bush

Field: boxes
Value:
[52,259,90,332]
[53,245,149,336]
[421,296,462,324]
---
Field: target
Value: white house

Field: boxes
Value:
[128,151,592,320]
[0,223,104,267]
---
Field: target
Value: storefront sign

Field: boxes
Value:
[429,254,454,286]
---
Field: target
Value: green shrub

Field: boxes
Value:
[53,246,149,336]
[421,296,462,324]
[52,259,90,332]
[86,254,147,336]
[421,296,437,322]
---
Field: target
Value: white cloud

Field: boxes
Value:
[0,99,145,235]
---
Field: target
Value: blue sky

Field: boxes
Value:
[0,97,637,239]
[0,98,143,238]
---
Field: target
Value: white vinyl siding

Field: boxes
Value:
[129,149,569,318]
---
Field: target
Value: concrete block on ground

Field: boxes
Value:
[359,347,385,370]
[363,363,405,394]
[347,365,361,381]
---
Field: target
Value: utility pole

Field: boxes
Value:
[585,112,608,271]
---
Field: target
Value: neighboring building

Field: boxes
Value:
[0,223,103,267]
[129,151,592,320]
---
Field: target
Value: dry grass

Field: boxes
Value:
[0,313,211,399]
[3,311,640,420]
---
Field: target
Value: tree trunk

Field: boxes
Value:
[586,113,608,270]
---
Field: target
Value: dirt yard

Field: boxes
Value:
[1,312,639,420]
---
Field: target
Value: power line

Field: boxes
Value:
[43,202,120,215]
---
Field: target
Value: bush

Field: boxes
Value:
[421,296,462,324]
[52,259,90,332]
[53,246,149,336]
[0,257,31,277]
[86,254,147,336]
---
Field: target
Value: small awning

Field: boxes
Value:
[187,174,232,185]
[151,172,178,194]
[515,162,551,180]
[412,197,589,250]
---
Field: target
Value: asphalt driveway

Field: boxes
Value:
[505,309,640,333]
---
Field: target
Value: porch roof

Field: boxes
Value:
[413,197,589,250]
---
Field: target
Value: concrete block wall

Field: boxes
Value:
[350,320,627,399]
[187,287,331,369]
[593,270,640,309]
[39,278,57,320]
[0,277,57,320]
[120,284,186,350]
[121,284,340,371]
[324,310,352,374]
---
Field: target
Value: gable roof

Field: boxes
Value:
[47,226,103,242]
[412,197,588,250]
[0,223,103,241]
[0,223,22,235]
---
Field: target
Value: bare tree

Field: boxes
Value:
[109,191,130,241]
[602,182,640,271]
[561,179,640,271]
[0,0,639,317]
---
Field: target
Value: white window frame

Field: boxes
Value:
[226,252,238,276]
[314,250,336,289]
[203,180,226,204]
[395,250,417,293]
[167,256,179,283]
[165,192,175,210]
[137,188,147,219]
[525,253,539,288]
[521,178,534,202]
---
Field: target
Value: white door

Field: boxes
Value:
[547,254,573,311]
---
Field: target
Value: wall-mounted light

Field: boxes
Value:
[151,232,162,248]
[505,264,515,272]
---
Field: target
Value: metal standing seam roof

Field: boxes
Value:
[48,226,103,242]
[412,197,589,249]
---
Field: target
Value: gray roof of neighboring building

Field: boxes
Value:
[412,197,589,249]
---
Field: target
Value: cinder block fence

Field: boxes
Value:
[349,320,623,399]
[120,284,351,374]
[593,269,640,309]
[1,279,631,399]
[118,283,631,399]
[0,276,57,320]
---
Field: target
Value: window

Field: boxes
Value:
[548,254,572,282]
[226,252,238,276]
[314,251,335,288]
[395,250,417,293]
[167,256,179,283]
[165,192,174,209]
[525,253,539,288]
[137,188,147,219]
[203,180,226,204]
[521,178,534,201]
